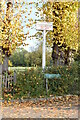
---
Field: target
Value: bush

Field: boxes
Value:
[3,62,79,100]
[45,62,79,95]
[13,67,47,99]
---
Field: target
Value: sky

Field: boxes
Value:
[14,0,44,52]
[2,0,49,52]
[16,0,52,52]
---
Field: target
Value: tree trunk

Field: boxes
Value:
[0,61,2,75]
[59,51,65,66]
[52,43,59,66]
[64,47,70,65]
[52,43,71,66]
[2,56,8,73]
[0,46,2,75]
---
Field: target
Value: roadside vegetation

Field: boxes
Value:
[3,61,79,101]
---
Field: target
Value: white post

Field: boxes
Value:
[42,29,46,70]
[36,21,53,70]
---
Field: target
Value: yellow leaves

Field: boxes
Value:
[30,10,32,14]
[56,41,58,44]
[29,2,33,5]
[25,16,27,18]
[41,2,78,51]
[26,31,29,35]
[55,10,59,16]
[28,18,33,22]
[4,100,7,105]
[8,60,12,67]
[0,0,36,56]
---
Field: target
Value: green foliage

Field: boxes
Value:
[14,67,46,99]
[45,62,79,95]
[3,61,79,101]
[74,44,80,91]
[9,45,52,67]
[9,48,27,67]
[3,63,79,100]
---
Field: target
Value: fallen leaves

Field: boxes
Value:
[2,95,78,118]
[2,95,78,109]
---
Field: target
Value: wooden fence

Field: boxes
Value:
[2,71,16,88]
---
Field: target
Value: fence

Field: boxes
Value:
[2,71,16,88]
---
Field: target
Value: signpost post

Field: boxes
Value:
[36,21,53,70]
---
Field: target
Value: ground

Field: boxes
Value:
[1,95,79,118]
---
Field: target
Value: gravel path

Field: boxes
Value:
[2,106,78,118]
[1,95,79,118]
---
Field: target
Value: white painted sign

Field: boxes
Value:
[36,22,53,31]
[36,21,53,70]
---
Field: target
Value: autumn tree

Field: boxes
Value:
[0,0,34,72]
[35,1,78,65]
[46,2,78,65]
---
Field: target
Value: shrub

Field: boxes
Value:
[3,62,79,100]
[45,62,79,95]
[13,67,47,99]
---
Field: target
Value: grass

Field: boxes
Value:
[8,66,37,71]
